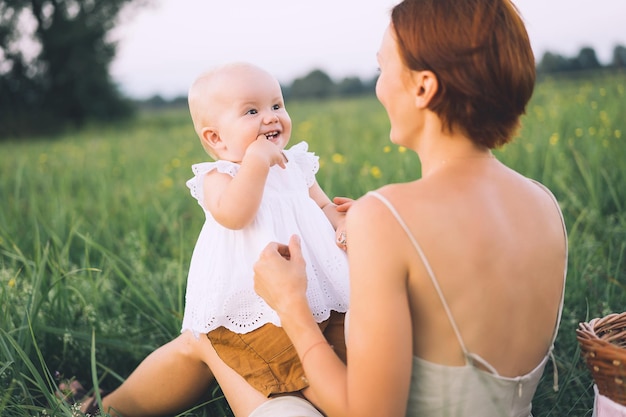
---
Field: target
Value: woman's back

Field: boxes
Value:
[364,157,566,416]
[376,157,567,377]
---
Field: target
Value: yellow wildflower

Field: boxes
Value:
[370,166,382,179]
[332,153,346,164]
[549,133,559,146]
[160,177,174,189]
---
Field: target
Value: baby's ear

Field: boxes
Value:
[200,127,223,152]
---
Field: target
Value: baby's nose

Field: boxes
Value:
[263,112,279,123]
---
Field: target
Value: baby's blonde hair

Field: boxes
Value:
[188,68,220,158]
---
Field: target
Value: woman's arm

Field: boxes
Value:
[254,194,414,417]
[203,136,286,229]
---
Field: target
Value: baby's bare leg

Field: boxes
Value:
[199,333,269,417]
[95,331,215,417]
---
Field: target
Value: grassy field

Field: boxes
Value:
[1,71,625,416]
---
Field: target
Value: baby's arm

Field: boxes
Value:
[309,182,354,250]
[202,136,286,230]
[309,182,343,230]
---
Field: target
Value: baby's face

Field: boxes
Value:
[212,67,292,162]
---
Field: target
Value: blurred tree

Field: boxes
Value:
[611,44,626,69]
[364,74,379,92]
[537,51,571,73]
[575,47,601,71]
[290,69,334,99]
[336,76,366,96]
[0,0,145,139]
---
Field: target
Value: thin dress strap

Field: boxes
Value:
[367,185,568,379]
[529,179,569,392]
[367,191,473,363]
[529,179,568,347]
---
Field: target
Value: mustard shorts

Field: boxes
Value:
[207,311,346,397]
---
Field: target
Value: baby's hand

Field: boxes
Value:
[333,196,355,213]
[245,135,288,168]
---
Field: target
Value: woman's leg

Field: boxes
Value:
[93,331,215,417]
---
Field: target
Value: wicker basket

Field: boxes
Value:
[576,312,626,406]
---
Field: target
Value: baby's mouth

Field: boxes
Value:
[264,131,279,141]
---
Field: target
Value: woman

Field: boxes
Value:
[252,0,567,416]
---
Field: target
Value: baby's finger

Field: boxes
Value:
[280,151,288,166]
[334,196,354,212]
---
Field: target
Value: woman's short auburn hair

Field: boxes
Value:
[391,0,535,148]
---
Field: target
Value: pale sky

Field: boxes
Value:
[109,0,626,99]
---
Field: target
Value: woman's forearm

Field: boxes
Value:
[277,301,349,417]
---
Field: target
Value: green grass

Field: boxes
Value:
[1,71,625,416]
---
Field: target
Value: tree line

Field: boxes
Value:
[144,45,626,109]
[138,70,379,111]
[1,0,624,139]
[537,45,626,74]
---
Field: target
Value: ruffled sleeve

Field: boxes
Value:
[284,141,319,188]
[185,160,240,206]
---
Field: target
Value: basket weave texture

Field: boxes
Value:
[576,312,626,406]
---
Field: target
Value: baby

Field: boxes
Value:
[183,62,350,403]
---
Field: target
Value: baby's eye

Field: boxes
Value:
[272,104,281,110]
[246,109,258,115]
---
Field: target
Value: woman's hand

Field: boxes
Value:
[254,235,309,315]
[333,196,354,250]
[335,226,348,250]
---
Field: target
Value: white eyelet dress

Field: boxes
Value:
[181,141,350,337]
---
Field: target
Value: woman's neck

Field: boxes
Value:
[416,131,494,178]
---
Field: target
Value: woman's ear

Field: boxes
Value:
[412,70,438,108]
[200,127,224,153]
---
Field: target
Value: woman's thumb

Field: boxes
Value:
[289,235,303,261]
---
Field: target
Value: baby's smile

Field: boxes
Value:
[264,131,279,141]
